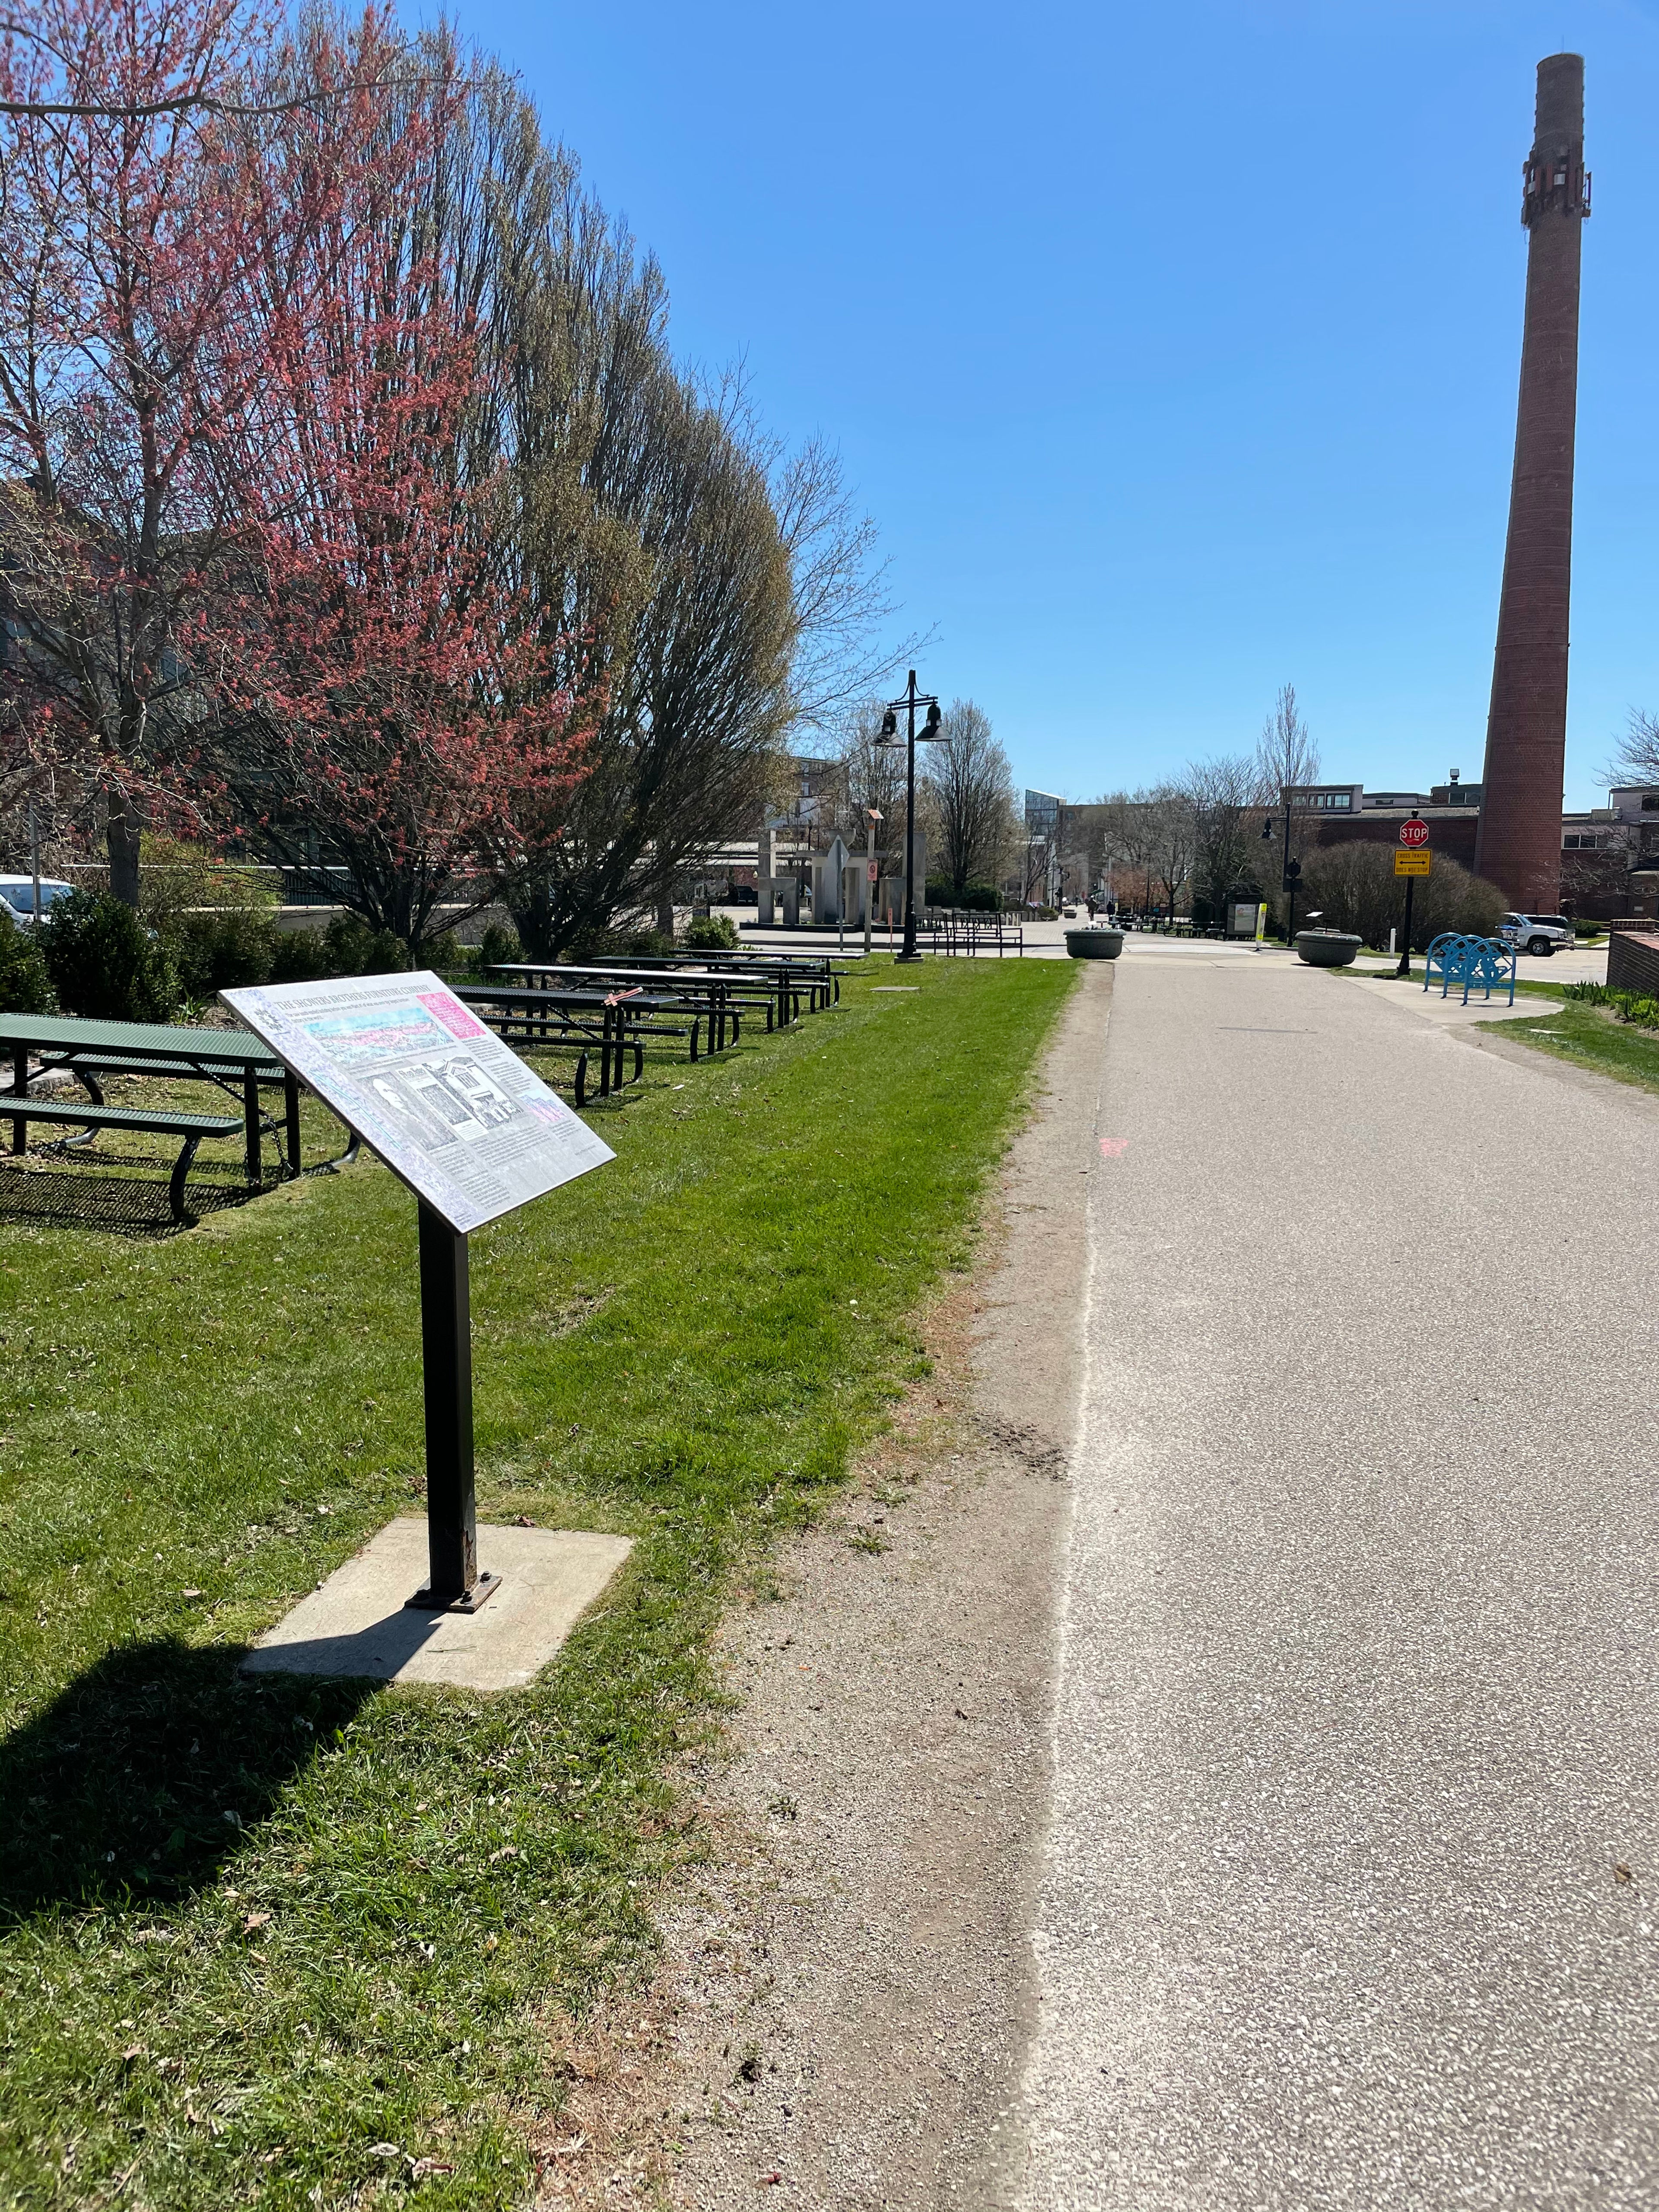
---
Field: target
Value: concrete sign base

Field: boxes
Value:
[242,1518,632,1692]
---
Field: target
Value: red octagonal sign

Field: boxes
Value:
[1399,817,1430,849]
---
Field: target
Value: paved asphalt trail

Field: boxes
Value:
[1017,944,1659,2210]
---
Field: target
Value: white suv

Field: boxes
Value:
[1497,912,1575,957]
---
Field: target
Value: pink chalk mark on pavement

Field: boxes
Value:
[1099,1138,1129,1158]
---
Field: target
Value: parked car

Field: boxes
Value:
[0,875,73,926]
[1497,911,1574,957]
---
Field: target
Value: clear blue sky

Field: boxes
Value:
[435,0,1659,808]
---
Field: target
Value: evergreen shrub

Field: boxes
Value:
[0,907,56,1014]
[267,929,333,983]
[172,909,274,999]
[42,891,178,1021]
[321,915,411,976]
[478,922,522,972]
[683,913,740,949]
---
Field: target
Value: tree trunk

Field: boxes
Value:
[655,894,675,941]
[508,882,558,960]
[106,796,143,909]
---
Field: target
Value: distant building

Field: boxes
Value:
[1610,785,1659,834]
[1560,786,1659,921]
[1282,784,1363,814]
[1303,789,1480,871]
[1020,791,1064,907]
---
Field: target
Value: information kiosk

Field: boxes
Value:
[225,971,613,1612]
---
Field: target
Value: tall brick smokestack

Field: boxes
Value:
[1476,54,1589,910]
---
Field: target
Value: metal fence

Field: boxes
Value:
[19,861,483,912]
[917,909,1024,957]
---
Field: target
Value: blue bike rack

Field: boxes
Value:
[1423,933,1517,1006]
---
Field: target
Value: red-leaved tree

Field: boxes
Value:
[0,0,284,901]
[199,25,592,951]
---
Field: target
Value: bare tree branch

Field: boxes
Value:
[918,699,1017,899]
[1612,709,1659,789]
[0,76,454,120]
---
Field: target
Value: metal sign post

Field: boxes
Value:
[410,1201,496,1611]
[1394,818,1431,977]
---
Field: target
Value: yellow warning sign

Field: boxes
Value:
[1394,849,1431,877]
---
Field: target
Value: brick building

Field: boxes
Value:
[1300,778,1658,920]
[1296,785,1481,872]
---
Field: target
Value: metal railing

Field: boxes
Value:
[917,909,1024,957]
[10,861,504,914]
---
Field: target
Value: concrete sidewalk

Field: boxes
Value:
[1018,951,1659,2209]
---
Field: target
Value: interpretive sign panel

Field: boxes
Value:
[223,971,614,1235]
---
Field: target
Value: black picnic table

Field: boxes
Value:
[621,948,855,1003]
[486,963,767,1041]
[495,954,838,1025]
[455,983,720,1104]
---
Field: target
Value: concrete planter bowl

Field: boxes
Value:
[1065,928,1125,961]
[1295,930,1363,968]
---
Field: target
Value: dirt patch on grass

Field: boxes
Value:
[535,966,1112,2210]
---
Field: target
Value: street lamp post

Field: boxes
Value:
[877,671,943,963]
[1261,799,1301,946]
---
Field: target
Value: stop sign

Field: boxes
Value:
[1399,817,1430,849]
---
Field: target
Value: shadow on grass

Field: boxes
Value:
[0,1639,377,1920]
[0,1156,276,1239]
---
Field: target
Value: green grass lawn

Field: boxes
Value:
[0,954,1074,2211]
[1497,975,1602,1002]
[1479,1000,1659,1097]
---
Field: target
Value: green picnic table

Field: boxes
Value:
[0,1013,344,1216]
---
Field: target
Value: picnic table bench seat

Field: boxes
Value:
[6,1096,247,1220]
[64,1051,286,1090]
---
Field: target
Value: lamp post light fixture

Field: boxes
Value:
[877,670,944,962]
